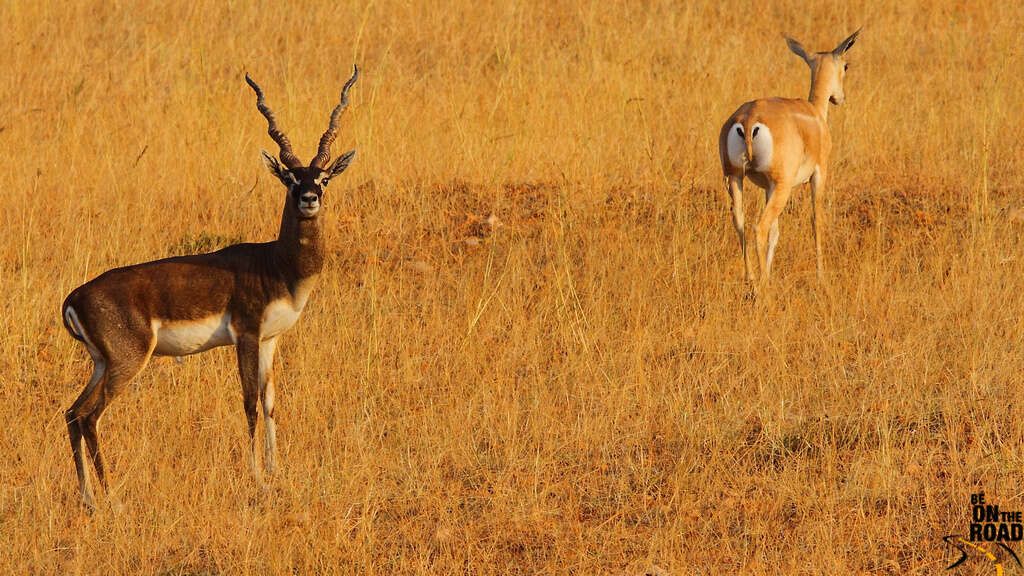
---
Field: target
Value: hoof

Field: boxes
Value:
[81,494,97,515]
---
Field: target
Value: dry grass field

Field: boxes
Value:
[2,0,1023,573]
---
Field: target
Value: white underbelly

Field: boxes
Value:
[152,314,236,356]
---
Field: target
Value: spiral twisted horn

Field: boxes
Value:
[245,74,302,169]
[310,65,359,169]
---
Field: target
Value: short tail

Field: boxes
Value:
[742,120,773,170]
[62,298,86,343]
[742,121,754,166]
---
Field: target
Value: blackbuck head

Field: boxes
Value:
[786,29,860,106]
[245,66,359,219]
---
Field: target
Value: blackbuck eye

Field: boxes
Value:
[844,63,849,71]
[320,178,330,188]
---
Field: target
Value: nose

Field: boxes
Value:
[300,193,319,205]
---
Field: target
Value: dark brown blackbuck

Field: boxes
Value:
[61,66,359,512]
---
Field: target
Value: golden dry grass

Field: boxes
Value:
[2,0,1023,573]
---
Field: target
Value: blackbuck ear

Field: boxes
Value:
[260,150,291,185]
[327,149,356,179]
[785,36,812,64]
[833,28,861,56]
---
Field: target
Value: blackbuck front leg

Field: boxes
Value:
[236,335,264,483]
[258,338,278,476]
[727,175,754,282]
[810,166,826,282]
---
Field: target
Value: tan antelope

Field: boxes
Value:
[61,66,359,511]
[719,29,860,286]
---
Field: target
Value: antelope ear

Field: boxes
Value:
[260,150,290,185]
[833,28,861,55]
[328,149,356,178]
[786,36,812,63]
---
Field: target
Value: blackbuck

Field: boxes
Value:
[719,29,861,286]
[61,66,359,511]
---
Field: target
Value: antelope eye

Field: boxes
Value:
[844,63,849,71]
[320,178,330,187]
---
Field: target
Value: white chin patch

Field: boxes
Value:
[299,205,320,217]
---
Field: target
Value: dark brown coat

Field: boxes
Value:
[62,68,358,512]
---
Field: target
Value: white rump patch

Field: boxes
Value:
[153,314,236,357]
[748,122,773,172]
[726,123,746,169]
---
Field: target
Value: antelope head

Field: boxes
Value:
[246,66,359,219]
[786,29,860,106]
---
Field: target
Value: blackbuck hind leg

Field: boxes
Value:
[258,338,279,476]
[755,180,793,284]
[67,329,151,512]
[727,175,754,282]
[67,357,106,512]
[236,335,264,484]
[764,185,781,279]
[810,166,826,282]
[81,350,151,507]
